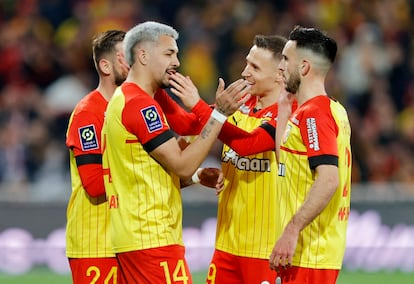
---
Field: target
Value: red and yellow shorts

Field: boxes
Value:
[68,257,120,284]
[116,245,192,284]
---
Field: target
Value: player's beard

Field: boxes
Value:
[285,69,300,94]
[160,80,169,89]
[159,72,171,89]
[114,69,127,86]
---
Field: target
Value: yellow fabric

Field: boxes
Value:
[66,113,114,258]
[277,98,352,269]
[102,88,183,253]
[215,109,278,259]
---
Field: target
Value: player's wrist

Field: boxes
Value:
[191,168,202,183]
[211,109,227,124]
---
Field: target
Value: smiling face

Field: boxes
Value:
[279,40,301,94]
[241,45,281,97]
[147,34,180,88]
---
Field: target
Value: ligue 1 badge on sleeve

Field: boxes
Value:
[79,124,99,151]
[141,105,162,133]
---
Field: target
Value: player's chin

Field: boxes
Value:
[161,78,171,89]
[249,89,259,97]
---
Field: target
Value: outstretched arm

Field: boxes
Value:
[155,89,205,136]
[169,72,251,133]
[151,76,250,178]
[218,121,275,156]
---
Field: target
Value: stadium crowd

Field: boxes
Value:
[0,0,413,200]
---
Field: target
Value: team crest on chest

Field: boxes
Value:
[141,105,162,132]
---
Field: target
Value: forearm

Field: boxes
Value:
[275,92,296,161]
[157,90,205,136]
[151,110,225,178]
[275,110,290,162]
[77,163,106,197]
[219,122,274,155]
[191,99,214,127]
[176,114,224,176]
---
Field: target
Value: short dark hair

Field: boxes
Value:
[288,25,337,63]
[92,30,126,70]
[253,34,287,60]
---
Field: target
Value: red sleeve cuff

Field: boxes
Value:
[191,99,213,118]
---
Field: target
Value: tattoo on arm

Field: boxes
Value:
[200,120,215,139]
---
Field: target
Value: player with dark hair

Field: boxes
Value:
[169,34,297,283]
[65,30,129,284]
[206,34,288,284]
[269,25,352,284]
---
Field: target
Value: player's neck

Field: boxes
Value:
[256,86,281,110]
[127,71,158,97]
[297,79,326,106]
[97,80,117,102]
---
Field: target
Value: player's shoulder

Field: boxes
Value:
[73,90,106,115]
[300,95,331,112]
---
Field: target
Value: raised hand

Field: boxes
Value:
[214,78,251,116]
[169,72,201,109]
[278,89,296,113]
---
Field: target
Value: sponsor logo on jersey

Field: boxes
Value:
[306,117,320,151]
[141,105,162,133]
[222,148,271,172]
[78,124,99,151]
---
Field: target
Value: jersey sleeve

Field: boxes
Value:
[122,95,174,152]
[66,110,105,197]
[67,110,103,154]
[299,100,339,169]
[190,99,214,126]
[219,120,275,156]
[155,89,207,136]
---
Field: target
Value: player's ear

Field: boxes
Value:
[275,68,284,82]
[300,60,310,76]
[99,59,111,75]
[136,48,148,65]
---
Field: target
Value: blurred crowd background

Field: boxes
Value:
[0,0,414,202]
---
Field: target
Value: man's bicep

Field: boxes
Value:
[149,136,182,172]
[314,164,339,192]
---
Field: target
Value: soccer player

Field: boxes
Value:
[269,25,352,284]
[65,30,129,284]
[170,34,291,283]
[101,21,248,283]
[207,35,288,283]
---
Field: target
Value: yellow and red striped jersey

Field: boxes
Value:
[277,95,352,269]
[66,90,114,258]
[215,96,279,259]
[102,82,183,253]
